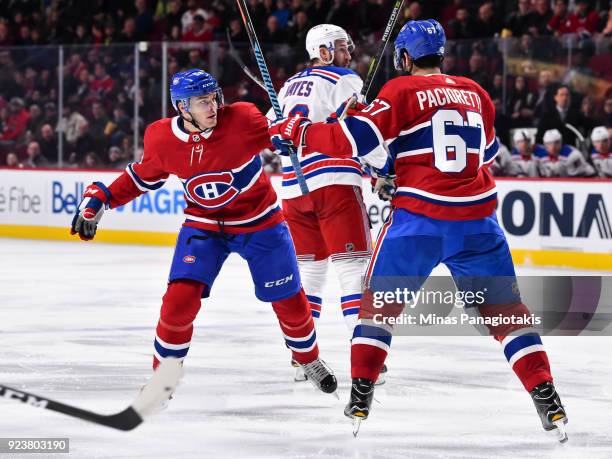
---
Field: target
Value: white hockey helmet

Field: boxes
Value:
[305,24,354,63]
[513,130,531,145]
[543,129,562,144]
[591,125,609,143]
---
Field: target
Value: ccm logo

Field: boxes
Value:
[183,255,196,263]
[264,274,293,287]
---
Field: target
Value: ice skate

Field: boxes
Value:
[530,381,568,443]
[140,385,174,412]
[291,358,307,382]
[375,364,387,386]
[344,378,375,436]
[301,358,337,396]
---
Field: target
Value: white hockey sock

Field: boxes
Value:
[333,257,369,333]
[298,259,328,321]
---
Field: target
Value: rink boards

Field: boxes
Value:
[0,168,610,270]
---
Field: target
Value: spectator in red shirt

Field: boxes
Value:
[0,97,30,144]
[91,63,116,97]
[68,53,88,80]
[91,23,105,44]
[569,0,600,34]
[181,15,213,42]
[5,152,23,168]
[550,0,600,35]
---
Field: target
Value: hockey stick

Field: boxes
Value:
[338,0,404,120]
[226,28,267,91]
[234,0,310,195]
[0,359,183,431]
[361,0,404,102]
[565,122,586,151]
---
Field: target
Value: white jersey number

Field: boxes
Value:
[362,99,391,116]
[431,109,485,173]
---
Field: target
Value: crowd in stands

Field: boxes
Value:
[0,0,610,177]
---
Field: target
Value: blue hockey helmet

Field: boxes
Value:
[393,19,446,70]
[170,69,224,113]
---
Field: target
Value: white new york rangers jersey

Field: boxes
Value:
[274,65,364,199]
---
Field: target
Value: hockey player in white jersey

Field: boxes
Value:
[590,126,612,177]
[539,129,595,177]
[272,24,386,383]
[510,130,546,177]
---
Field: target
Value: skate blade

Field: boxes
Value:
[374,374,386,386]
[352,413,366,437]
[553,418,568,443]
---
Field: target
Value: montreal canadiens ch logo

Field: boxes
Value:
[184,171,240,209]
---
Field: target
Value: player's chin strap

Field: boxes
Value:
[179,112,206,134]
[404,52,415,76]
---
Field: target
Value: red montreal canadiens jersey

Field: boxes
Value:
[305,74,500,220]
[107,102,282,233]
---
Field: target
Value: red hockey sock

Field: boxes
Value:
[272,289,319,365]
[351,344,387,382]
[350,289,397,382]
[496,333,553,391]
[480,302,553,391]
[511,351,553,391]
[153,280,205,369]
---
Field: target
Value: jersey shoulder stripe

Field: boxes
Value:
[314,65,358,77]
[285,69,337,85]
[284,66,358,86]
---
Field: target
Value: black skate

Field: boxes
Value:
[530,381,568,443]
[301,358,337,396]
[344,378,375,436]
[375,364,388,386]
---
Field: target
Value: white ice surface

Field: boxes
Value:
[0,238,610,459]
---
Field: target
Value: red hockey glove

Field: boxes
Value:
[70,182,111,241]
[327,95,367,123]
[268,115,312,156]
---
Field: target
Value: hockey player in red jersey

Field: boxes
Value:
[70,69,337,396]
[269,21,567,441]
[273,24,388,382]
